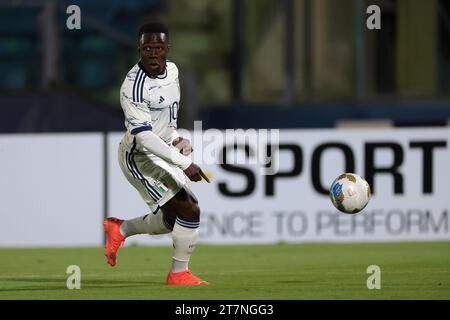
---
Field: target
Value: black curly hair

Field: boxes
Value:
[138,22,169,41]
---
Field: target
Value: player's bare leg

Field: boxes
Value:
[161,188,209,285]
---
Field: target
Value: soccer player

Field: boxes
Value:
[103,22,210,285]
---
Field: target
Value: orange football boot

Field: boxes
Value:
[166,269,209,285]
[103,217,125,267]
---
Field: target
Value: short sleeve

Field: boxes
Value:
[120,91,153,135]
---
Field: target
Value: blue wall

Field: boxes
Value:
[200,101,450,129]
[1,94,449,133]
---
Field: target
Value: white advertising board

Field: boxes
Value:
[1,129,448,246]
[107,128,450,245]
[0,134,104,246]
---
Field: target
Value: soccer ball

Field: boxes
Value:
[329,173,371,214]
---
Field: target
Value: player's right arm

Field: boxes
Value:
[120,89,208,182]
[120,91,192,169]
[137,130,207,182]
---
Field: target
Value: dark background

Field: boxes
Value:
[1,0,449,132]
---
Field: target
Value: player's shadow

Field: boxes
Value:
[0,277,161,292]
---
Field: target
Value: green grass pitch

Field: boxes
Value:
[0,242,449,299]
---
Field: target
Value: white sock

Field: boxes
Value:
[120,215,149,237]
[171,217,199,273]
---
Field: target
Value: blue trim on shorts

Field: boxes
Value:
[125,138,162,201]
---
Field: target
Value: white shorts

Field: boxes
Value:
[118,140,189,215]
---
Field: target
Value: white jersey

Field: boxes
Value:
[120,60,180,150]
[117,60,189,213]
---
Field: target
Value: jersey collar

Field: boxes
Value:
[138,60,168,79]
